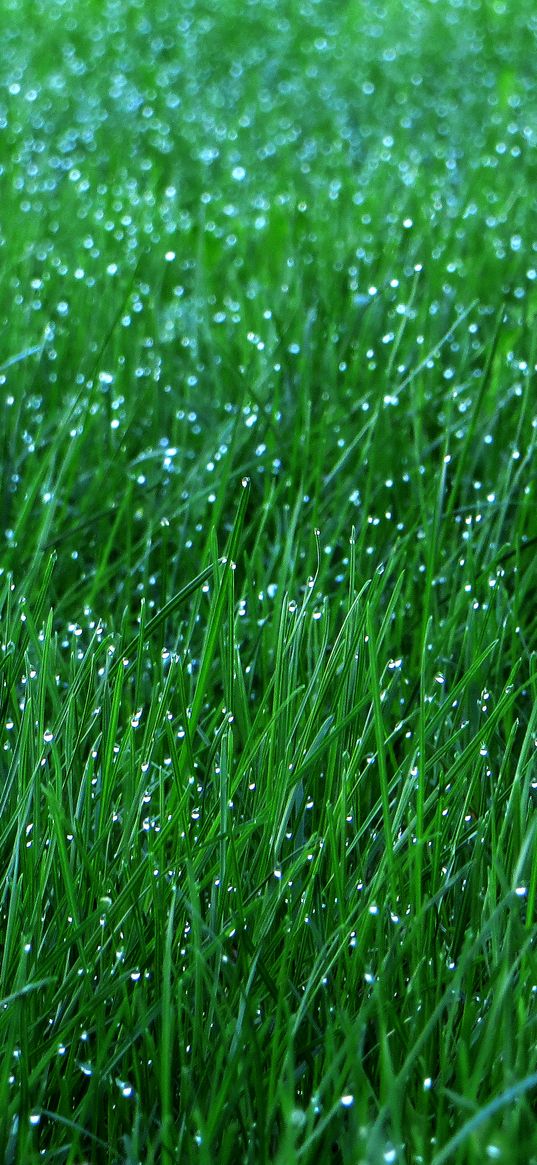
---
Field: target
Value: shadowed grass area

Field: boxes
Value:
[0,1,536,1161]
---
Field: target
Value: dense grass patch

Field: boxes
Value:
[1,0,536,1161]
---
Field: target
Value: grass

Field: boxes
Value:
[0,0,536,1161]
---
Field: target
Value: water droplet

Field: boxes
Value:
[117,1079,134,1098]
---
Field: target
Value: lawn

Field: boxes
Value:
[0,0,536,1161]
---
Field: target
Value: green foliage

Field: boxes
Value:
[0,0,536,1161]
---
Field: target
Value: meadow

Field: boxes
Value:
[0,0,536,1161]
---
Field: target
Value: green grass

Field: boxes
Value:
[1,0,536,1161]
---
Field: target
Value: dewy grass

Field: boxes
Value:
[1,0,536,1161]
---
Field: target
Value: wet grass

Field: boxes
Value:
[1,0,536,1161]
